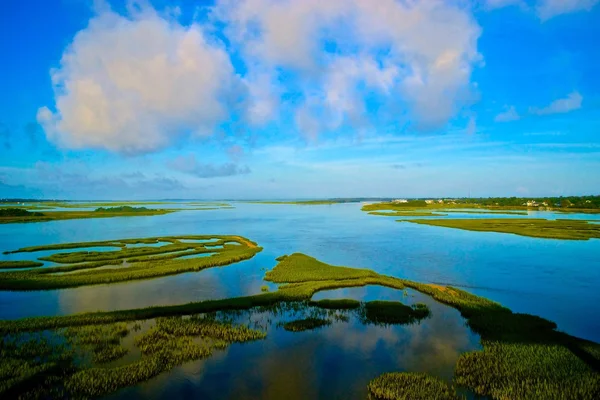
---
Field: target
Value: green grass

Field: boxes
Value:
[455,341,600,399]
[283,317,331,332]
[0,235,261,290]
[247,200,341,205]
[443,210,528,215]
[368,211,446,217]
[362,201,428,211]
[0,208,175,224]
[362,201,530,216]
[94,206,154,213]
[1,252,598,399]
[63,322,129,364]
[266,253,378,282]
[362,301,430,325]
[367,372,459,400]
[0,208,45,217]
[0,316,266,399]
[400,218,600,240]
[0,260,44,269]
[65,316,265,398]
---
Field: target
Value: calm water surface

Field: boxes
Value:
[0,203,598,398]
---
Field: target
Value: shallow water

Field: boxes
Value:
[105,288,481,400]
[0,203,598,341]
[0,202,598,398]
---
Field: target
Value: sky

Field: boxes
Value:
[0,0,599,200]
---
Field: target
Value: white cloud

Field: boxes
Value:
[38,5,237,154]
[530,92,583,115]
[39,0,484,152]
[537,0,599,20]
[217,0,482,135]
[494,106,520,122]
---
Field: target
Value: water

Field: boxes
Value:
[0,202,598,398]
[106,288,481,400]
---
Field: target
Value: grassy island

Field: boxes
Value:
[0,235,261,290]
[368,372,459,400]
[361,201,526,217]
[0,260,44,269]
[0,207,175,224]
[400,218,600,240]
[0,253,598,399]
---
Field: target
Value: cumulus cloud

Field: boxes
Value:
[169,154,251,178]
[37,5,237,154]
[530,92,583,115]
[537,0,599,20]
[217,0,482,135]
[494,106,520,122]
[39,0,484,152]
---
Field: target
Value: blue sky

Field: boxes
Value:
[1,0,599,200]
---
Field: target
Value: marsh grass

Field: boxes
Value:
[0,208,175,224]
[63,323,129,364]
[0,235,261,290]
[362,301,430,325]
[367,372,460,400]
[94,206,153,213]
[283,317,331,332]
[64,316,265,398]
[400,218,600,240]
[455,341,600,399]
[266,253,378,282]
[0,260,43,269]
[0,333,75,398]
[1,252,599,399]
[1,316,266,398]
[368,211,447,217]
[0,208,44,217]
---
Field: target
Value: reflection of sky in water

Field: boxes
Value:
[0,202,599,343]
[105,288,480,400]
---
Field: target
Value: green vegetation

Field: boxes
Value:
[94,206,153,213]
[63,323,129,364]
[455,341,599,399]
[266,253,378,282]
[463,195,600,211]
[260,285,270,292]
[283,317,331,332]
[0,260,43,269]
[362,201,428,211]
[0,208,44,217]
[1,252,598,399]
[0,235,261,290]
[248,200,341,205]
[363,196,600,215]
[308,298,361,309]
[367,372,459,400]
[368,211,446,217]
[443,210,527,215]
[36,201,174,208]
[1,316,265,399]
[363,301,430,325]
[0,208,175,224]
[0,333,75,399]
[400,218,600,240]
